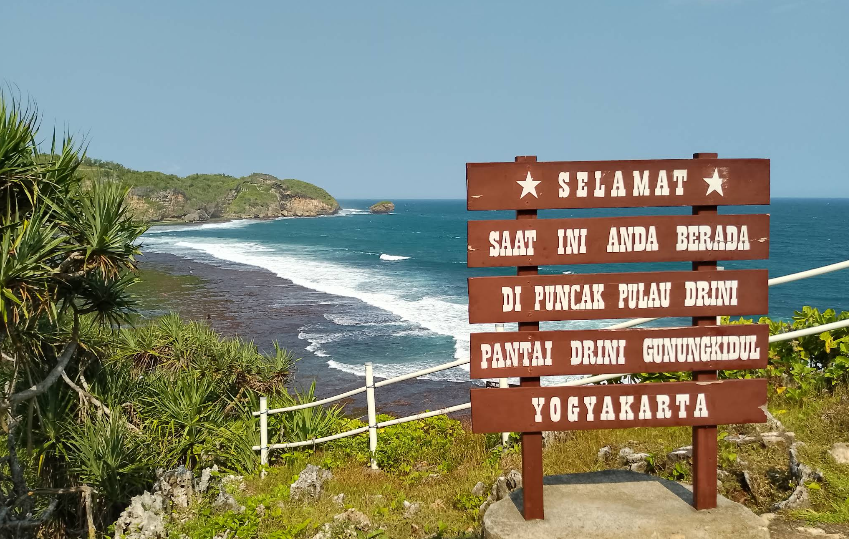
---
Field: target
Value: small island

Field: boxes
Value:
[369,200,395,214]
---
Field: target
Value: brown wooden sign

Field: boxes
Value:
[470,324,769,378]
[467,214,769,267]
[467,158,769,210]
[468,269,768,323]
[470,378,767,433]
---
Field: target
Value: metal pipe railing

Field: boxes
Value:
[252,258,849,464]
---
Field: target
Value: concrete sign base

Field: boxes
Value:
[483,470,769,539]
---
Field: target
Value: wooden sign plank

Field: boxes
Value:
[469,324,769,378]
[467,158,770,210]
[468,269,768,323]
[468,214,769,267]
[470,378,767,433]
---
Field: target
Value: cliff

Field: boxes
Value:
[80,159,340,222]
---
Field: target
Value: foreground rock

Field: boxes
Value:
[483,470,769,539]
[290,464,333,502]
[369,201,394,214]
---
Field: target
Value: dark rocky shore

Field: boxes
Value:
[137,251,472,418]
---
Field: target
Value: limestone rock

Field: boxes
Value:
[479,499,493,518]
[290,464,332,502]
[334,508,371,530]
[760,432,787,447]
[619,448,650,466]
[471,481,487,497]
[255,504,266,518]
[492,477,510,501]
[153,466,194,509]
[506,469,523,491]
[213,492,245,514]
[795,527,843,538]
[667,446,692,462]
[195,465,218,494]
[828,442,849,464]
[369,201,395,214]
[113,491,167,539]
[725,434,761,446]
[772,483,809,511]
[332,493,346,507]
[629,461,648,473]
[403,500,421,518]
[597,446,611,461]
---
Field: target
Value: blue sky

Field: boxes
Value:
[2,1,846,199]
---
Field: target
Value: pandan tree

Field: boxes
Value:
[0,93,146,535]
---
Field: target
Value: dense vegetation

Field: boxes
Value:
[0,95,298,535]
[80,160,340,222]
[162,307,849,539]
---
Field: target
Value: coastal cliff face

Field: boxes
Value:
[80,160,340,222]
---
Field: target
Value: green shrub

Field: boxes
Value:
[331,414,465,473]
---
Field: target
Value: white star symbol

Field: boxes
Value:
[703,168,724,197]
[516,171,541,199]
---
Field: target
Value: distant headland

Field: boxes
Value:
[79,158,340,222]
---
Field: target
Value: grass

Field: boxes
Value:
[168,386,849,538]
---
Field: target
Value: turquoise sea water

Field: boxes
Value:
[142,199,849,384]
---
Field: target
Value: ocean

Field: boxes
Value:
[141,199,849,387]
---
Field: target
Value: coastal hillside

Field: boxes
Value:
[79,158,341,222]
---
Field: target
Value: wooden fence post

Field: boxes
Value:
[365,362,379,470]
[259,396,268,472]
[692,152,719,510]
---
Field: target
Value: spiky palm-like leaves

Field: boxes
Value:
[0,91,147,533]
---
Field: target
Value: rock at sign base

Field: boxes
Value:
[483,470,769,539]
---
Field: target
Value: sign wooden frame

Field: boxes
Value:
[467,213,770,267]
[466,153,770,520]
[469,324,769,379]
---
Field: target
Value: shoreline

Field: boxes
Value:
[137,251,473,418]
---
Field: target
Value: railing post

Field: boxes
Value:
[259,396,268,472]
[365,363,379,470]
[495,323,510,447]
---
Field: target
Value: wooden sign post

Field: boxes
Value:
[466,154,770,520]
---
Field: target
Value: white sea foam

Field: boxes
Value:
[379,254,410,261]
[338,208,371,216]
[144,219,261,234]
[327,359,469,383]
[152,239,482,362]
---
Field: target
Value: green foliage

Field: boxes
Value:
[332,414,465,473]
[269,382,344,446]
[229,184,279,216]
[452,492,487,514]
[64,414,154,515]
[0,91,147,531]
[279,178,338,208]
[79,160,340,222]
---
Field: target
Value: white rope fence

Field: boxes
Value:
[253,259,849,466]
